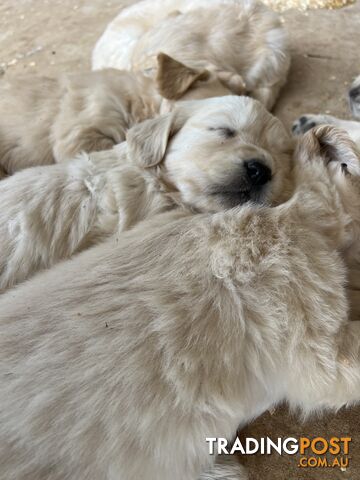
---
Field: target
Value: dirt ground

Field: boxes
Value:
[0,1,359,479]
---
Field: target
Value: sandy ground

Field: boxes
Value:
[0,1,359,479]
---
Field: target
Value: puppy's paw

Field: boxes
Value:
[292,114,333,136]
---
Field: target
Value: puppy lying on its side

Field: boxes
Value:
[0,57,244,176]
[92,0,290,110]
[0,69,159,174]
[0,96,293,292]
[0,126,359,480]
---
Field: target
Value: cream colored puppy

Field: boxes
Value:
[0,96,293,292]
[92,0,290,110]
[0,126,359,480]
[0,69,159,174]
[1,2,289,175]
[0,57,258,176]
[315,127,360,321]
[292,111,360,319]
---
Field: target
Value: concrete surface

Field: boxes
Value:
[0,1,359,479]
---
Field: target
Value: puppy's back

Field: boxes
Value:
[0,204,347,479]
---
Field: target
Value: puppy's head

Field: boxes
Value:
[127,96,294,212]
[349,75,360,119]
[297,125,360,254]
[156,53,246,111]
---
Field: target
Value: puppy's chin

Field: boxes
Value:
[206,187,271,210]
[181,184,273,213]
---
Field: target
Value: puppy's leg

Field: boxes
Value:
[303,322,360,409]
[199,457,248,480]
[292,114,360,146]
[284,127,360,409]
[0,155,115,291]
[251,81,283,111]
[51,73,130,162]
[52,124,121,162]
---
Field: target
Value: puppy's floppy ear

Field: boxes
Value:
[297,125,360,173]
[126,114,174,168]
[216,70,247,95]
[156,52,210,100]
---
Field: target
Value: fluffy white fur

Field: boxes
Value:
[292,75,360,147]
[92,0,290,109]
[0,96,293,292]
[0,126,359,480]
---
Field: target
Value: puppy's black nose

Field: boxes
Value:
[349,86,360,99]
[245,160,272,186]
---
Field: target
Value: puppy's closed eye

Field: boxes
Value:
[208,126,236,139]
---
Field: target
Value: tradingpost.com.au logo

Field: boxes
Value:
[206,436,352,469]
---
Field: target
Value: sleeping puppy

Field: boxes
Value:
[0,96,293,292]
[0,69,159,174]
[1,2,289,175]
[0,50,272,176]
[292,75,360,147]
[92,0,290,110]
[0,126,359,480]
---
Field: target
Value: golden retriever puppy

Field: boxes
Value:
[0,69,159,174]
[0,55,262,176]
[313,126,360,321]
[291,122,360,319]
[0,96,293,292]
[92,0,290,110]
[0,126,359,480]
